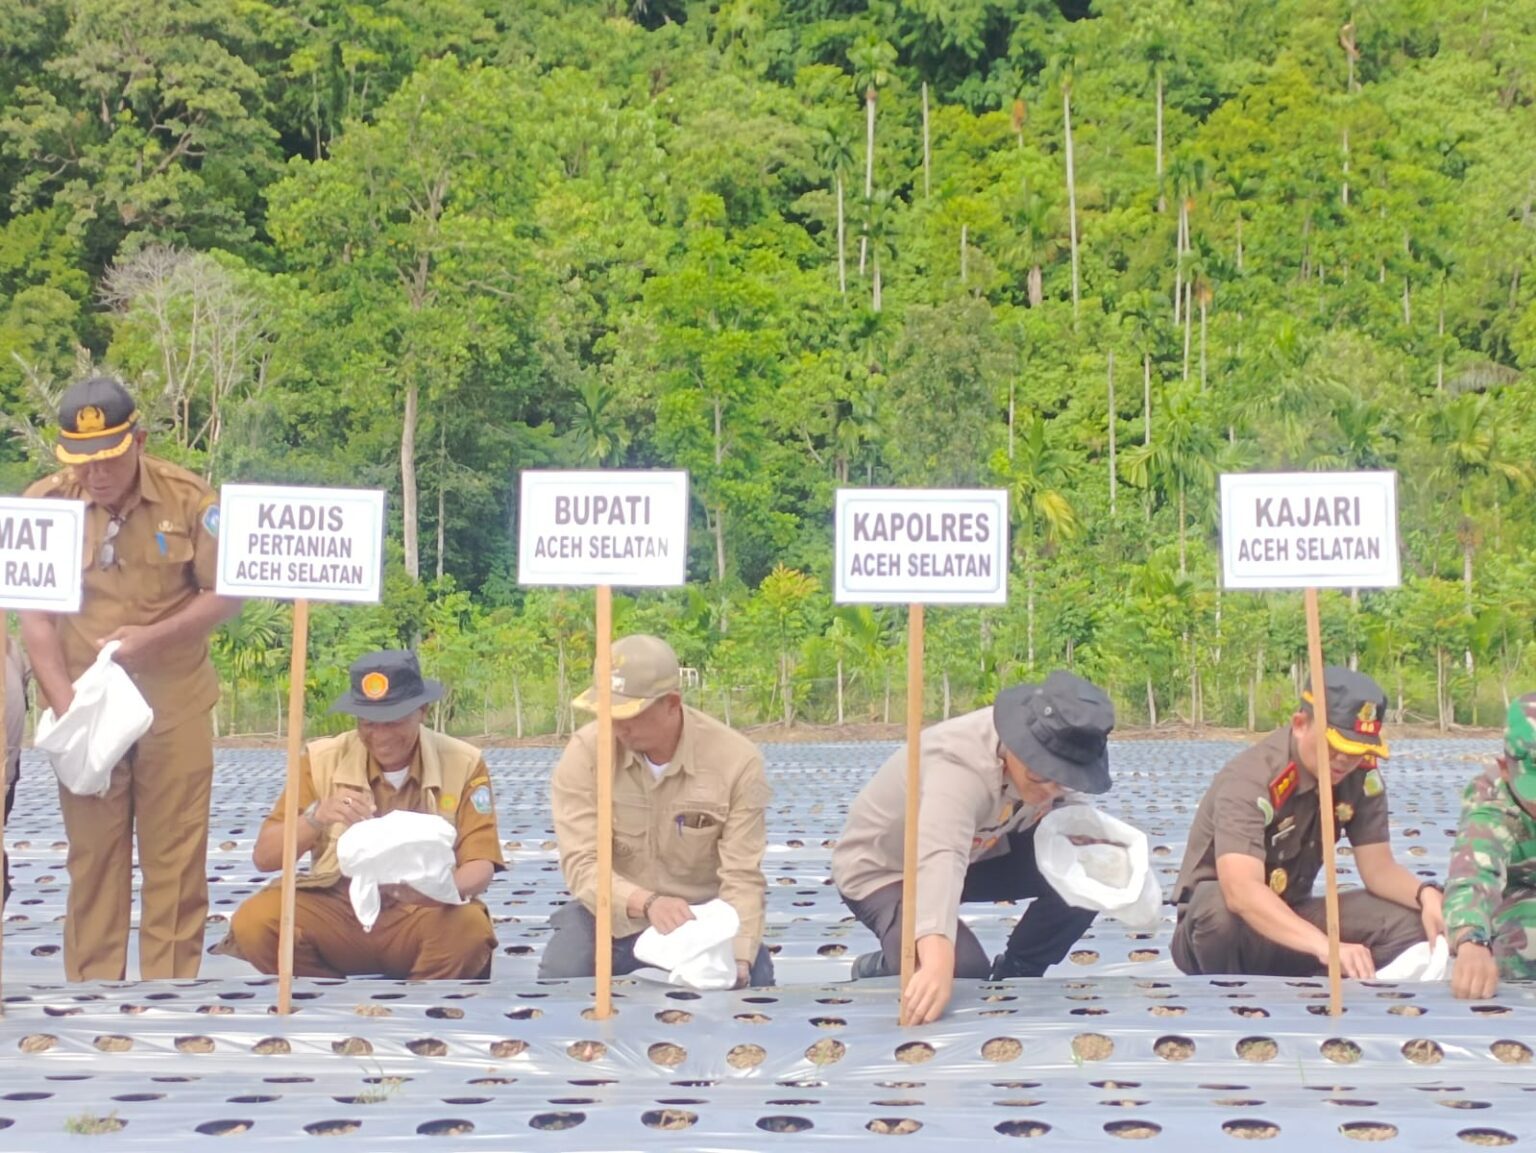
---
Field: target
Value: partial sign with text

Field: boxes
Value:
[216,484,386,602]
[518,470,690,587]
[1220,471,1400,590]
[835,489,1009,605]
[0,496,85,612]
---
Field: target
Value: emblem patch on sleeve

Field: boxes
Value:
[202,503,220,538]
[470,784,493,813]
[1362,768,1384,798]
[1256,797,1275,826]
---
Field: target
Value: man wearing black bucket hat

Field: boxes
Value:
[1171,666,1439,978]
[834,670,1117,1024]
[19,376,241,980]
[222,650,504,979]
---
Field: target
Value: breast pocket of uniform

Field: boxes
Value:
[669,806,726,870]
[146,528,196,596]
[613,799,649,860]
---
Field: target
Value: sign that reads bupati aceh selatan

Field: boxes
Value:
[0,496,85,612]
[518,470,689,587]
[835,489,1009,605]
[1221,471,1400,590]
[216,484,385,603]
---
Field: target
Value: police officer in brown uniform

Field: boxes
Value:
[543,635,774,988]
[19,378,240,980]
[1172,667,1444,978]
[225,651,503,979]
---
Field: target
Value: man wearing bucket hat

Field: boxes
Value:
[1172,666,1440,978]
[18,376,241,979]
[1443,693,1536,999]
[543,634,774,988]
[222,650,503,979]
[834,669,1118,1025]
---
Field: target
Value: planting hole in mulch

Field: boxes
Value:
[806,1038,846,1065]
[1073,1033,1114,1061]
[303,1120,360,1136]
[648,1042,687,1067]
[655,1010,692,1024]
[490,1039,527,1058]
[756,1116,813,1133]
[19,1035,57,1053]
[1106,1120,1163,1139]
[567,1041,607,1062]
[1222,1119,1281,1139]
[895,1042,934,1064]
[1155,1035,1195,1061]
[529,1112,585,1131]
[1458,1130,1517,1146]
[1237,1037,1278,1062]
[995,1120,1052,1137]
[195,1120,251,1136]
[417,1120,474,1136]
[1439,1101,1493,1110]
[1491,1040,1532,1064]
[728,1044,766,1069]
[1231,1007,1270,1019]
[172,1035,213,1054]
[737,1013,772,1024]
[331,1037,371,1057]
[811,1017,846,1029]
[642,1109,698,1130]
[867,1118,922,1135]
[251,1038,290,1055]
[353,1004,390,1017]
[1402,1039,1444,1065]
[426,1007,464,1020]
[1070,951,1100,965]
[1323,1038,1362,1063]
[983,1037,1023,1062]
[93,1035,133,1052]
[1388,1005,1426,1017]
[1149,1004,1186,1016]
[1341,1122,1399,1141]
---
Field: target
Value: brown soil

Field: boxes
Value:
[529,1112,586,1131]
[304,1121,360,1136]
[419,1120,474,1136]
[1148,1004,1186,1017]
[868,1118,923,1135]
[995,1120,1052,1137]
[1237,1037,1278,1062]
[18,1034,57,1053]
[1458,1130,1517,1147]
[489,1040,527,1058]
[737,1012,772,1024]
[727,1043,766,1069]
[331,1037,371,1057]
[1223,1120,1281,1140]
[1073,1033,1114,1061]
[1106,1121,1163,1139]
[983,1037,1024,1062]
[643,1109,698,1130]
[566,1040,606,1062]
[656,1009,693,1024]
[406,1038,447,1057]
[1154,1035,1195,1061]
[251,1037,290,1055]
[1322,1038,1362,1063]
[1491,1040,1532,1063]
[894,1041,935,1064]
[174,1035,215,1054]
[1340,1122,1399,1141]
[93,1035,133,1052]
[1402,1039,1444,1064]
[806,1038,847,1065]
[648,1042,687,1067]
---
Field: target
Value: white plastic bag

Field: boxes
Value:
[1036,805,1164,930]
[34,641,153,798]
[336,809,464,931]
[1377,935,1451,982]
[633,899,741,990]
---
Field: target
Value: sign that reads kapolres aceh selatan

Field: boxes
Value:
[835,489,1009,605]
[0,496,85,612]
[1221,471,1400,590]
[518,470,689,587]
[216,484,385,602]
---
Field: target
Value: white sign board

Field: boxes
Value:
[835,489,1010,605]
[1220,471,1400,590]
[0,497,85,613]
[518,470,689,587]
[216,484,385,602]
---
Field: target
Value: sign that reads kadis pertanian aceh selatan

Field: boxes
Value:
[216,484,386,603]
[1220,470,1400,590]
[0,495,85,613]
[518,470,689,587]
[835,489,1009,605]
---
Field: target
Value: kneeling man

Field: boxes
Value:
[1172,667,1441,978]
[227,650,503,979]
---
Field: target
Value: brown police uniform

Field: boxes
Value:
[1171,727,1423,975]
[226,728,504,979]
[544,706,771,974]
[24,454,222,980]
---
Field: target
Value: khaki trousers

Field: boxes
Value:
[228,883,497,980]
[58,712,214,981]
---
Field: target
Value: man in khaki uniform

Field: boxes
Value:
[1171,667,1441,977]
[835,670,1116,1024]
[19,377,240,980]
[543,635,773,987]
[225,650,502,979]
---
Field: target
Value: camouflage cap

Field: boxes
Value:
[1503,693,1536,806]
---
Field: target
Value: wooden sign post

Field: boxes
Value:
[0,496,86,1017]
[216,483,386,1015]
[518,469,690,1021]
[834,488,1009,1024]
[1220,470,1401,1017]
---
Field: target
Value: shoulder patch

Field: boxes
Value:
[439,794,457,812]
[1269,763,1299,810]
[202,503,219,538]
[1256,796,1275,826]
[470,784,493,814]
[1362,768,1385,798]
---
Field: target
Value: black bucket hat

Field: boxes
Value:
[993,670,1116,794]
[329,650,443,722]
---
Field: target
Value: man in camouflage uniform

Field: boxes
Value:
[1444,693,1536,1000]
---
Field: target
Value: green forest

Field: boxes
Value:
[4,0,1536,737]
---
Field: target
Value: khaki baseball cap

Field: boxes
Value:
[573,634,681,719]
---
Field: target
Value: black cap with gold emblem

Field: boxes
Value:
[1301,665,1390,759]
[329,650,444,722]
[55,377,140,464]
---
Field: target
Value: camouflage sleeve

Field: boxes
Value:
[1443,772,1523,939]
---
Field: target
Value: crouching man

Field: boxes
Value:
[225,650,503,979]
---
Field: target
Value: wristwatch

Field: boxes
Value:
[302,800,323,832]
[1450,927,1490,956]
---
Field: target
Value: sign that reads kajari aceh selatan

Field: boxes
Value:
[216,484,386,603]
[0,496,85,612]
[518,470,689,587]
[1220,471,1400,590]
[835,489,1010,605]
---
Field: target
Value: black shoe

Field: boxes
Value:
[850,950,886,980]
[989,953,1046,980]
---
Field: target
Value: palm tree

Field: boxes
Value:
[1053,53,1082,323]
[1120,384,1220,576]
[815,123,858,298]
[848,34,897,277]
[1002,416,1080,668]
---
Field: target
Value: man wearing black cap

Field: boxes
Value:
[1171,667,1442,978]
[223,651,504,979]
[18,376,241,980]
[833,670,1117,1024]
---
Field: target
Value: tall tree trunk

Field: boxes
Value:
[1008,378,1016,461]
[1199,291,1209,389]
[513,675,524,739]
[713,396,727,581]
[1174,201,1185,325]
[1107,350,1117,514]
[1182,281,1193,380]
[872,251,882,312]
[435,423,446,582]
[860,88,875,275]
[921,82,931,198]
[1063,84,1081,324]
[1155,69,1165,212]
[1465,541,1475,675]
[402,378,420,580]
[1177,476,1187,576]
[1026,549,1037,669]
[1146,678,1158,727]
[836,173,846,297]
[1341,127,1350,206]
[1027,264,1043,308]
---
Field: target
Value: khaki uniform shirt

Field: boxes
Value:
[1173,727,1391,907]
[550,706,770,963]
[24,455,220,734]
[265,729,505,889]
[832,706,1076,943]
